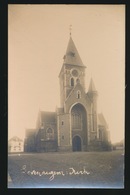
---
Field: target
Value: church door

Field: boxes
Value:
[72,136,81,151]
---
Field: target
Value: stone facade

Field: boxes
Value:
[25,36,111,152]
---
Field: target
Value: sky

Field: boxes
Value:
[8,4,125,143]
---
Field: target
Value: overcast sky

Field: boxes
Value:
[8,4,125,143]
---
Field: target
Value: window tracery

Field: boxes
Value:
[46,128,54,140]
[71,109,82,130]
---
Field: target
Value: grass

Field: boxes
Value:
[8,150,124,189]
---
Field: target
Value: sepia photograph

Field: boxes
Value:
[8,4,125,188]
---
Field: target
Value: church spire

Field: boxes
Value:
[69,25,72,37]
[88,78,97,92]
[63,36,84,67]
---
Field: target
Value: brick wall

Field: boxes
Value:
[57,113,71,147]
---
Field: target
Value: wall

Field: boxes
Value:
[8,140,24,153]
[57,113,71,150]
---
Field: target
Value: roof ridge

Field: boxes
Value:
[40,111,56,113]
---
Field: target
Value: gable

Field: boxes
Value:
[66,83,85,100]
[8,136,23,142]
[36,111,56,127]
[64,83,91,113]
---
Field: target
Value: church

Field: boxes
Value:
[24,34,111,152]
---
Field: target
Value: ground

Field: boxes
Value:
[8,150,124,189]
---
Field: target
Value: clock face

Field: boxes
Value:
[72,69,78,77]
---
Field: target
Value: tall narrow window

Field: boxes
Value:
[70,77,74,86]
[46,128,54,140]
[77,90,81,99]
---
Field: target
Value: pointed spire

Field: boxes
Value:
[88,78,97,92]
[63,36,84,66]
[98,113,108,129]
[69,25,72,37]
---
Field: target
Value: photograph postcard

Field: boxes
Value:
[8,4,125,189]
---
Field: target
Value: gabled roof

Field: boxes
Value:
[40,111,56,123]
[8,136,23,142]
[63,37,84,67]
[98,113,108,129]
[88,78,97,92]
[25,129,36,137]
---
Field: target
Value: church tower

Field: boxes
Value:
[59,36,86,107]
[57,35,90,152]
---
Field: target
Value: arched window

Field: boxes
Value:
[72,109,82,130]
[70,77,74,86]
[77,90,81,99]
[46,128,54,140]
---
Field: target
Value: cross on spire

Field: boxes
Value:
[69,25,72,36]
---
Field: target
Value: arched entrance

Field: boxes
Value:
[71,103,88,151]
[72,135,81,151]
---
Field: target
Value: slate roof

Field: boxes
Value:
[8,136,23,142]
[25,129,36,137]
[98,113,108,129]
[40,111,56,123]
[63,37,85,67]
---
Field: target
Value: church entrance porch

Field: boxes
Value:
[72,135,81,151]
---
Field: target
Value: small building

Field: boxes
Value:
[8,136,24,153]
[113,139,124,150]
